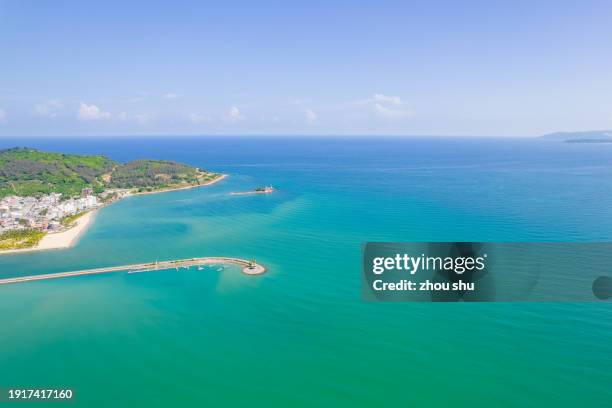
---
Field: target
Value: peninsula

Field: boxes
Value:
[0,147,225,253]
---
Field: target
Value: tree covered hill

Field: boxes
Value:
[0,147,219,198]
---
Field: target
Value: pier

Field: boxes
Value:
[0,257,266,285]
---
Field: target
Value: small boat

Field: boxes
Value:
[197,266,204,270]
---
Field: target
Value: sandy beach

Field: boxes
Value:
[0,210,97,255]
[0,174,228,256]
[37,210,96,250]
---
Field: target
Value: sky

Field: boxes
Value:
[1,0,612,137]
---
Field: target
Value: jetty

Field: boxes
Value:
[230,186,275,196]
[0,257,266,286]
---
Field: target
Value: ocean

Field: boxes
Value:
[1,137,611,406]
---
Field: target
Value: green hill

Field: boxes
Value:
[0,147,220,198]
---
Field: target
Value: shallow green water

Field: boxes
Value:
[1,137,611,406]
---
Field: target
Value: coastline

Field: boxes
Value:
[0,210,96,255]
[0,173,227,256]
[131,173,227,196]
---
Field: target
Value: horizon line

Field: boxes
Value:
[0,133,544,139]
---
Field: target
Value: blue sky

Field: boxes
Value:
[1,0,612,137]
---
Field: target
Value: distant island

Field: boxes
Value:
[0,147,224,253]
[540,130,612,143]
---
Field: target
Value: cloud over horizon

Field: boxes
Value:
[305,109,317,123]
[370,93,413,119]
[77,102,111,121]
[225,106,245,122]
[372,94,402,105]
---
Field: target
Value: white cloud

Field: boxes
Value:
[0,109,6,122]
[370,93,413,119]
[305,109,317,123]
[374,103,414,119]
[163,93,180,99]
[189,113,212,124]
[372,93,402,105]
[225,106,245,122]
[35,99,62,118]
[77,102,111,120]
[347,93,403,107]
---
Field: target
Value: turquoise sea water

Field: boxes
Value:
[1,137,611,407]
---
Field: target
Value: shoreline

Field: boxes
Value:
[0,173,227,256]
[0,210,96,255]
[131,173,227,196]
